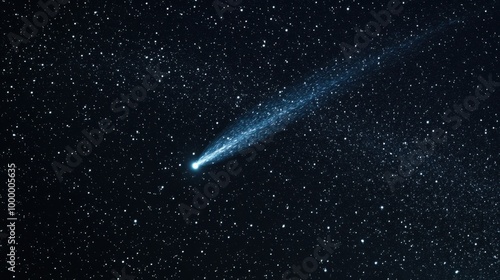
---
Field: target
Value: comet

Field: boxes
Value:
[191,20,460,170]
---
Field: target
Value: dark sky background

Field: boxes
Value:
[1,0,499,279]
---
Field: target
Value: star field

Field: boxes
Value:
[1,0,499,279]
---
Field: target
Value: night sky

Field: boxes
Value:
[1,0,499,279]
